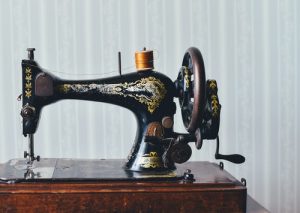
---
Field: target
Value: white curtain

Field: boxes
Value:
[0,0,299,212]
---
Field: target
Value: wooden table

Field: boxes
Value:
[0,159,267,212]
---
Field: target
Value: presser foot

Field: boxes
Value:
[24,151,40,163]
[24,134,40,164]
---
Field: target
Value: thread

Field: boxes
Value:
[135,49,154,71]
[43,64,136,77]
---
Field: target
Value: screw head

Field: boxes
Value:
[183,169,194,182]
[26,48,36,60]
[26,48,36,51]
[21,105,36,118]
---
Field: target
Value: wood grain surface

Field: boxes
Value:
[0,160,247,212]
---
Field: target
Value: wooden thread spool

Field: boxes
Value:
[135,49,154,71]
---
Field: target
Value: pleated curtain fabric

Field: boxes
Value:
[0,1,299,212]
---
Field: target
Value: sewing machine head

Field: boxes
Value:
[20,47,245,174]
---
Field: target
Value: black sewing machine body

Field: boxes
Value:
[10,47,245,182]
[22,60,177,130]
[22,58,179,172]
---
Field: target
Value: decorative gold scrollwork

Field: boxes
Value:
[138,152,163,169]
[25,82,32,89]
[211,94,219,117]
[25,67,31,74]
[24,67,32,98]
[57,76,167,114]
[25,90,32,98]
[183,66,190,89]
[209,80,217,89]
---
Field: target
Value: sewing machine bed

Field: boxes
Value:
[0,158,186,182]
[0,158,240,183]
[0,159,247,212]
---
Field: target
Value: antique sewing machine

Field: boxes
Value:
[0,46,245,182]
[0,47,250,212]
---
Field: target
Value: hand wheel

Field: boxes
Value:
[176,47,206,134]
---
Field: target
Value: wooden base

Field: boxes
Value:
[0,159,247,212]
